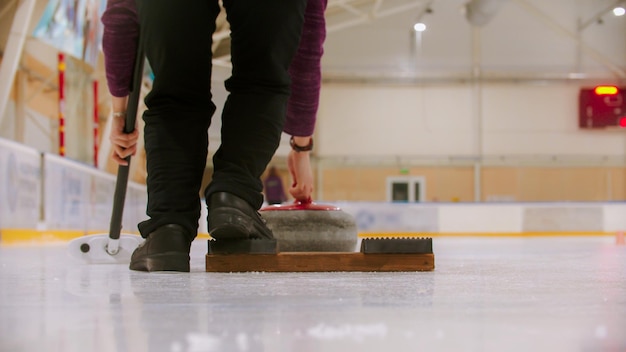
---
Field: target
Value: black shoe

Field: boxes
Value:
[207,192,274,240]
[129,224,191,272]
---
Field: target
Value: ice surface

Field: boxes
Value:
[1,236,625,352]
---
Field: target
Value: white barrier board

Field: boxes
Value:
[336,202,439,233]
[43,153,147,233]
[439,203,522,233]
[0,138,41,230]
[43,154,91,230]
[522,205,604,232]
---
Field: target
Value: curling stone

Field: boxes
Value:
[260,199,358,252]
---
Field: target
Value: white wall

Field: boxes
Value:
[316,0,626,161]
[317,83,626,159]
[318,84,471,157]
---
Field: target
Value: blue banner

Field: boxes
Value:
[33,0,106,67]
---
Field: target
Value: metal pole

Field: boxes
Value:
[106,41,145,255]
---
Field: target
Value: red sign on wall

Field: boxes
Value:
[579,86,626,128]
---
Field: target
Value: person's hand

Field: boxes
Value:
[288,136,314,201]
[109,96,139,166]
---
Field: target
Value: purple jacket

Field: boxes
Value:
[285,0,327,137]
[263,175,287,203]
[101,0,327,137]
[101,0,138,98]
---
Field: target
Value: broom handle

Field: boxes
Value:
[108,40,145,242]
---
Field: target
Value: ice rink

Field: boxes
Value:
[1,235,625,352]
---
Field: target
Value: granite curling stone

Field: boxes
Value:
[260,200,358,252]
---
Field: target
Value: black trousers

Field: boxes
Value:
[135,0,306,239]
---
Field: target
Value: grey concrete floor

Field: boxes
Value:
[1,236,625,352]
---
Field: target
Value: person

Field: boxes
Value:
[263,166,287,205]
[284,0,327,203]
[102,0,307,272]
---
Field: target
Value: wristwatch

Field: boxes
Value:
[289,136,313,152]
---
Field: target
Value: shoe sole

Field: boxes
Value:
[210,223,249,240]
[129,252,190,272]
[209,208,273,240]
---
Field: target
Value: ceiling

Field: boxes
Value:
[211,0,435,67]
[208,0,626,84]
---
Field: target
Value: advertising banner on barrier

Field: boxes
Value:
[86,168,116,232]
[125,183,148,234]
[523,205,604,232]
[43,154,90,230]
[0,139,42,232]
[43,153,148,234]
[336,202,439,233]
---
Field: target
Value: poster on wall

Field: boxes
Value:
[32,0,106,67]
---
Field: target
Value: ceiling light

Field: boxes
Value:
[413,23,427,32]
[613,7,625,16]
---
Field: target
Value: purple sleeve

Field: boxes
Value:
[101,0,139,98]
[284,0,327,137]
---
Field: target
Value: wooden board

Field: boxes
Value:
[205,252,435,272]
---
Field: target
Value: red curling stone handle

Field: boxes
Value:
[260,198,340,211]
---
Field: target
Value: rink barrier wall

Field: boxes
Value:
[42,153,147,235]
[1,138,625,244]
[335,202,626,236]
[0,138,148,244]
[0,138,41,234]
